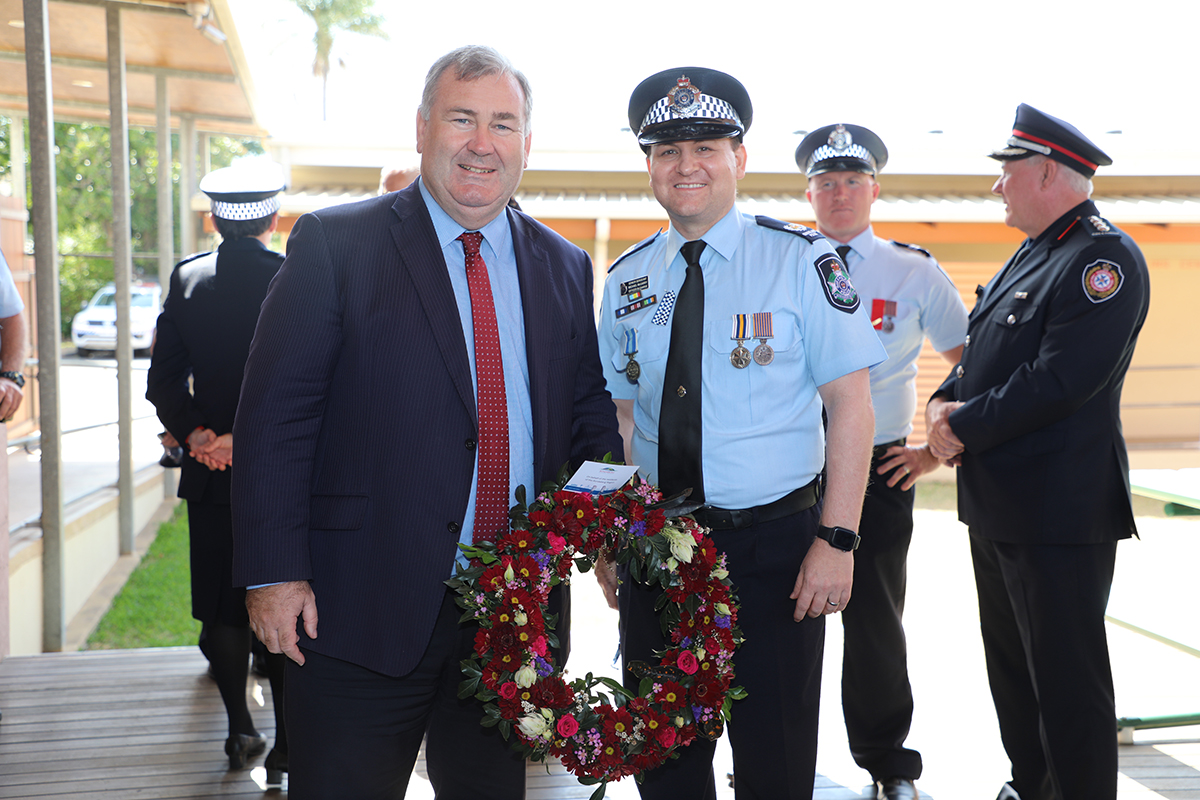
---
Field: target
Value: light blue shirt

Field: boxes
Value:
[833,227,967,443]
[599,206,886,509]
[419,179,534,568]
[0,250,24,318]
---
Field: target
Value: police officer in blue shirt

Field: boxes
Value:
[796,125,968,800]
[927,105,1149,800]
[598,68,886,800]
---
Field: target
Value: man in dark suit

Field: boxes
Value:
[146,160,289,777]
[231,46,622,800]
[926,105,1150,800]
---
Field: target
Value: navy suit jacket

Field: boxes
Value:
[231,184,622,677]
[935,201,1149,544]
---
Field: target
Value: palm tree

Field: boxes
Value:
[289,0,389,120]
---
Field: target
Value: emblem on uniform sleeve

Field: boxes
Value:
[1082,259,1124,304]
[814,253,860,313]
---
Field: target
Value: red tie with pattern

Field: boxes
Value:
[459,232,509,543]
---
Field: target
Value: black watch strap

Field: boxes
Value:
[816,525,860,552]
[0,370,24,388]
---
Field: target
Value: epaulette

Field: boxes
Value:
[1082,215,1120,237]
[890,240,932,258]
[607,229,663,273]
[755,215,825,244]
[176,250,214,268]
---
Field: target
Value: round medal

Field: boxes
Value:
[752,343,774,366]
[626,358,641,382]
[730,346,751,369]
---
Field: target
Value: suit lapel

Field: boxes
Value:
[511,209,554,478]
[389,187,477,420]
[972,239,1047,322]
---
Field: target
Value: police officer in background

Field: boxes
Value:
[598,68,886,799]
[795,125,968,800]
[926,105,1149,800]
[146,160,289,782]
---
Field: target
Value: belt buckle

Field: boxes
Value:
[729,508,753,529]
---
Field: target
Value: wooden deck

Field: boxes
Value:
[1,647,1199,800]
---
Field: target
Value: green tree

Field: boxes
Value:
[289,0,388,121]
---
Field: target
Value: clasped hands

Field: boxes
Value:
[925,397,965,465]
[186,427,233,471]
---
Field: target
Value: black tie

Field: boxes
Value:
[835,244,852,265]
[658,240,707,502]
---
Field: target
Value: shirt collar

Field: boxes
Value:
[418,176,512,253]
[665,204,743,268]
[829,225,877,263]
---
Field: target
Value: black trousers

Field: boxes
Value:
[970,534,1118,800]
[840,453,922,781]
[619,504,825,800]
[285,589,526,800]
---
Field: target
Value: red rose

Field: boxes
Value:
[556,714,580,737]
[656,724,677,748]
[677,651,699,675]
[499,681,519,700]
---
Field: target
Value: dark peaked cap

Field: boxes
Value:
[795,124,888,177]
[988,103,1112,178]
[628,67,752,150]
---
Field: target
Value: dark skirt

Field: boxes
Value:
[186,500,249,627]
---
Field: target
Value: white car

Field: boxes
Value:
[71,282,162,356]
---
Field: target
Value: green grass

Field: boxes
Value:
[85,504,201,650]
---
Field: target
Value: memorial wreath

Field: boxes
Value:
[446,465,746,799]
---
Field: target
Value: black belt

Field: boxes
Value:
[691,478,821,531]
[872,438,906,461]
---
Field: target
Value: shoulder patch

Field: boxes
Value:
[890,240,932,258]
[1083,215,1119,237]
[756,215,825,244]
[1082,259,1124,303]
[813,252,860,314]
[608,230,663,273]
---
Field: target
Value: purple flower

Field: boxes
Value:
[715,615,731,629]
[630,520,647,537]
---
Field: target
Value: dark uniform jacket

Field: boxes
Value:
[146,237,284,505]
[229,185,623,677]
[935,200,1149,544]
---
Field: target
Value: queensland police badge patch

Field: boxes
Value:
[815,253,860,313]
[1082,259,1123,304]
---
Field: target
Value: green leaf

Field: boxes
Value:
[589,782,608,800]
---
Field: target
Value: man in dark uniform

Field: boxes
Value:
[797,125,968,800]
[146,159,289,781]
[926,104,1150,800]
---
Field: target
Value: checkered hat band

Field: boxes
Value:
[210,195,281,220]
[640,94,743,134]
[808,143,877,172]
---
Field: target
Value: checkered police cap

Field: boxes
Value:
[200,159,287,221]
[628,68,752,150]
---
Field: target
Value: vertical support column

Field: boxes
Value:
[155,73,173,298]
[179,115,196,260]
[592,217,611,321]
[23,0,65,653]
[106,4,135,555]
[9,114,26,206]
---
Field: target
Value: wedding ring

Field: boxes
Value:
[828,599,839,606]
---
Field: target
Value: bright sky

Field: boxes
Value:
[225,0,1200,176]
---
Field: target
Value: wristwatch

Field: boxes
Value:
[0,370,24,388]
[816,525,860,552]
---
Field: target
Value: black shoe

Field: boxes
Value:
[876,777,918,800]
[224,732,268,770]
[265,747,289,785]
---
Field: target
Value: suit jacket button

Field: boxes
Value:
[448,521,461,534]
[1006,313,1017,325]
[956,364,964,378]
[465,439,476,450]
[964,334,971,347]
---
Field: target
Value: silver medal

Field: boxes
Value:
[731,345,751,369]
[753,342,774,366]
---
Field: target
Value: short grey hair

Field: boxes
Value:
[1060,162,1094,196]
[418,45,532,132]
